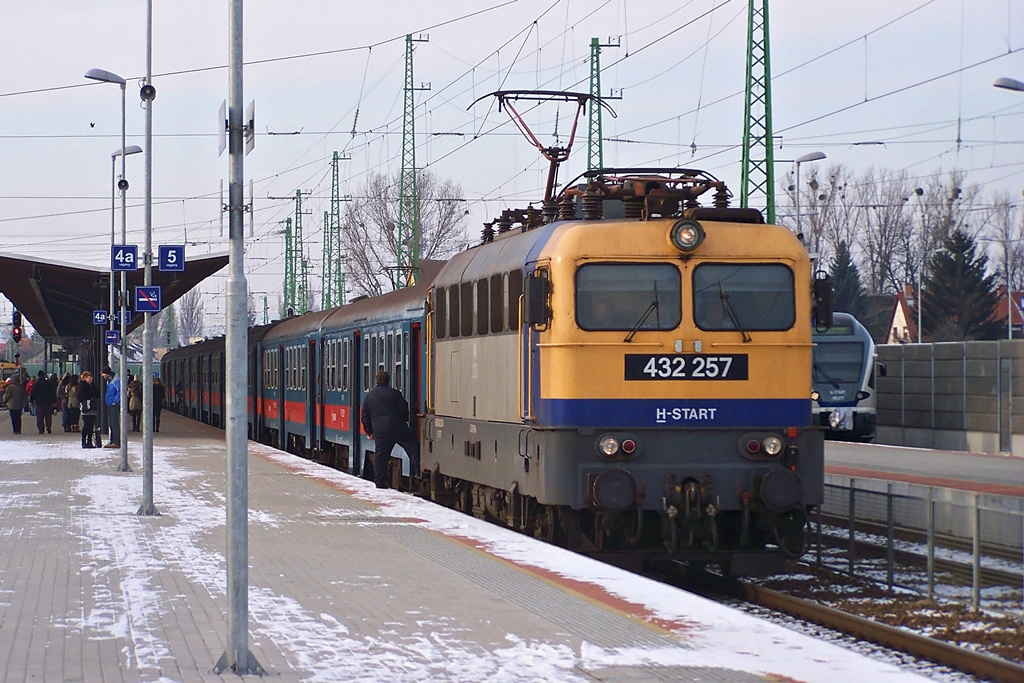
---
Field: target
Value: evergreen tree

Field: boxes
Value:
[829,240,866,319]
[921,230,1002,341]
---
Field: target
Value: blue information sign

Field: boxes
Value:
[135,286,162,313]
[117,310,132,326]
[105,330,121,345]
[158,245,185,272]
[111,245,138,272]
[93,310,109,325]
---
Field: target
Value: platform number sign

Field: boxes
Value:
[93,310,109,325]
[135,286,162,313]
[158,245,185,272]
[111,245,138,272]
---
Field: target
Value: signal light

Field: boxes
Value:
[12,326,22,343]
[11,311,22,343]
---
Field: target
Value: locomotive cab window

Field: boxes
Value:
[576,263,681,331]
[693,264,795,331]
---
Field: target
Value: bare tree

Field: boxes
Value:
[987,192,1024,291]
[177,288,205,342]
[342,170,468,296]
[855,169,916,294]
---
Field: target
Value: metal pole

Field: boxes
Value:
[215,0,261,674]
[926,487,934,601]
[117,83,130,473]
[972,494,981,612]
[918,264,923,344]
[815,505,822,568]
[848,478,856,577]
[138,0,158,517]
[794,160,801,239]
[886,483,895,589]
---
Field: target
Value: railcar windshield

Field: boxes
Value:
[693,264,795,331]
[576,263,681,330]
[813,342,867,385]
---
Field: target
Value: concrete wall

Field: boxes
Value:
[876,340,1023,456]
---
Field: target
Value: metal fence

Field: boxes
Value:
[816,476,1024,616]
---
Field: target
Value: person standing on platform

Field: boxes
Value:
[25,374,35,416]
[101,366,121,448]
[152,377,166,432]
[4,377,27,435]
[65,374,81,432]
[57,373,70,431]
[30,370,56,434]
[360,370,421,489]
[77,371,99,448]
[128,375,143,432]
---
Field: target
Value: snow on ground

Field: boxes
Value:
[0,436,932,682]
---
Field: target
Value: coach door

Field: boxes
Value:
[277,344,286,451]
[350,331,363,477]
[309,338,319,450]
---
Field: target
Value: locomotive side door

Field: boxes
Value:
[409,323,420,440]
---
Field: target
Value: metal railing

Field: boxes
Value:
[814,477,1024,617]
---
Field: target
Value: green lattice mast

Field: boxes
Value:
[322,151,346,309]
[740,0,776,223]
[396,34,429,289]
[283,217,295,315]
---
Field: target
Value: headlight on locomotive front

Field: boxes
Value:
[599,436,620,457]
[762,436,783,456]
[669,219,705,253]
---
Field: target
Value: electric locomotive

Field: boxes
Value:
[422,168,828,575]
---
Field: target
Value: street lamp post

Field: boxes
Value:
[794,152,826,241]
[86,68,133,469]
[994,77,1024,338]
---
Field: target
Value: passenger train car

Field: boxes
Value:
[812,311,881,442]
[163,166,830,575]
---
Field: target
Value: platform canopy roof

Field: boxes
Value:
[0,252,229,339]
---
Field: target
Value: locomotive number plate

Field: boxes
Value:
[624,354,748,380]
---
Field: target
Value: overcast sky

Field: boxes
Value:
[2,0,1023,335]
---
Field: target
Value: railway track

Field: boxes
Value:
[644,559,1024,683]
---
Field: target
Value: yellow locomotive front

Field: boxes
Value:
[520,170,826,573]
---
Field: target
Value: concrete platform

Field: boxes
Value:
[0,412,929,682]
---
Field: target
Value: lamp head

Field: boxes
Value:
[84,68,126,87]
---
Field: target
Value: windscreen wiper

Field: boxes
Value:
[624,281,660,343]
[718,281,752,342]
[813,363,842,389]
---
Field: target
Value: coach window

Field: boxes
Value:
[386,332,394,378]
[476,279,489,335]
[576,263,681,331]
[379,333,386,373]
[342,338,350,391]
[302,346,308,389]
[363,337,370,389]
[448,285,461,337]
[693,263,795,331]
[394,333,403,388]
[435,287,447,339]
[507,269,523,330]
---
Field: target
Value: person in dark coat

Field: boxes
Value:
[30,370,57,434]
[3,376,28,434]
[76,371,100,448]
[152,377,166,432]
[360,370,421,488]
